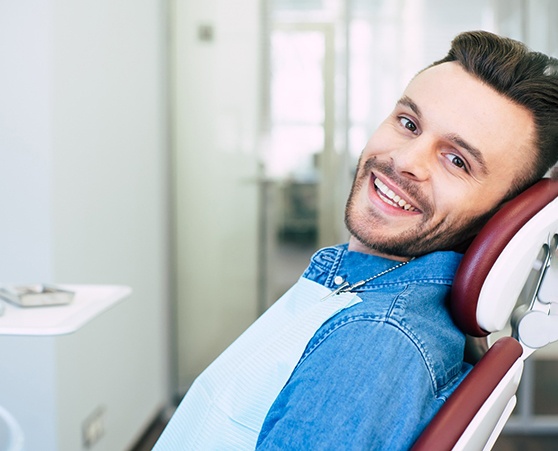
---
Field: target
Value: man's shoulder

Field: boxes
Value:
[310,280,466,396]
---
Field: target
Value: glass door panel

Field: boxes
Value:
[263,25,333,307]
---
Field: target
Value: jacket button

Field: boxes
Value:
[334,276,344,286]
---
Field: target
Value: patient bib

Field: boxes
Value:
[154,277,362,450]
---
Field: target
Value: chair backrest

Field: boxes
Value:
[451,178,558,337]
[412,177,558,451]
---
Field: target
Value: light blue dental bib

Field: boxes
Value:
[154,277,362,450]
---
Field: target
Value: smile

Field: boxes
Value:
[374,177,418,212]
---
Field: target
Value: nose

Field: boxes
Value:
[391,137,433,182]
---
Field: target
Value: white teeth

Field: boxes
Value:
[374,178,416,212]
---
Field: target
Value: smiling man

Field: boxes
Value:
[155,31,558,451]
[346,61,536,259]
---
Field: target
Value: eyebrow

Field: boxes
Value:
[398,95,422,119]
[397,95,489,175]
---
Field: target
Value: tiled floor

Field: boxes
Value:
[129,415,166,451]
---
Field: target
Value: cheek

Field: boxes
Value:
[433,182,501,222]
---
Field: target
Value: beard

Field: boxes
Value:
[344,156,499,258]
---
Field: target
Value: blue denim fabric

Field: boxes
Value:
[256,244,472,450]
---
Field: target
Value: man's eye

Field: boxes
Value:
[399,117,417,133]
[445,153,467,170]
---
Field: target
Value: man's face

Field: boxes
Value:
[345,62,536,259]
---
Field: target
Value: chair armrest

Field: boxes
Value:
[411,337,523,451]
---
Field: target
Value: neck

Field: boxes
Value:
[348,235,411,262]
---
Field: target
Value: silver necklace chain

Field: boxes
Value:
[321,258,414,301]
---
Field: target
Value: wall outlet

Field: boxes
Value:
[82,406,106,448]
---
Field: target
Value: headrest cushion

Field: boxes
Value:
[451,178,558,337]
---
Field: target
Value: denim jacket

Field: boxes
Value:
[256,244,471,450]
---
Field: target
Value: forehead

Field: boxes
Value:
[403,62,535,178]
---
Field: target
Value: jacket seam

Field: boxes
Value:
[297,314,451,397]
[302,246,343,277]
[325,246,345,287]
[353,278,455,291]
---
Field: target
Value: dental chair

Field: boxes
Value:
[412,177,558,451]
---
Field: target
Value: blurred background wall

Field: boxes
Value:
[0,0,170,448]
